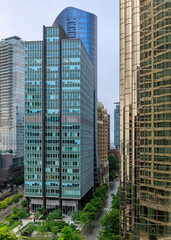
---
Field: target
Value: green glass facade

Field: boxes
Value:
[61,39,94,199]
[25,26,94,212]
[25,41,43,198]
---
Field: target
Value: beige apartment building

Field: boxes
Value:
[120,0,171,239]
[97,102,109,184]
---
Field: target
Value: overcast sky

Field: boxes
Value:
[0,0,119,142]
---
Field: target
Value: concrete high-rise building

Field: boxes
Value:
[25,25,94,213]
[0,36,24,158]
[120,0,171,239]
[114,102,120,151]
[97,102,109,184]
[53,7,98,184]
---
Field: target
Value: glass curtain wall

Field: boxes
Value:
[53,7,98,183]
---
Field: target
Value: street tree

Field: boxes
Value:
[98,190,120,240]
[90,196,103,210]
[80,203,96,226]
[58,226,82,240]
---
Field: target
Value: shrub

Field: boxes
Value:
[18,193,23,198]
[0,201,8,210]
[12,206,19,214]
[52,208,62,219]
[0,232,18,239]
[51,226,59,235]
[40,220,67,233]
[9,214,20,220]
[0,226,8,232]
[40,221,52,232]
[47,209,62,220]
[71,211,80,221]
[34,211,41,219]
[37,207,46,215]
[21,200,27,208]
[4,197,12,206]
[12,195,19,203]
[18,208,28,219]
[39,215,47,220]
[25,224,35,235]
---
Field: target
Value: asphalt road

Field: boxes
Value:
[82,179,120,240]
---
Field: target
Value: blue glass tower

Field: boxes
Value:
[53,7,98,183]
[114,103,120,151]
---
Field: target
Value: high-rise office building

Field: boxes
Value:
[25,25,94,213]
[114,102,120,151]
[0,36,24,158]
[97,102,109,184]
[120,1,140,237]
[139,0,171,238]
[107,114,110,152]
[53,7,98,184]
[120,0,171,239]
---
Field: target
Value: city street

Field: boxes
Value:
[82,179,120,240]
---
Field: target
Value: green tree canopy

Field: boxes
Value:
[18,193,23,198]
[12,195,19,203]
[13,175,24,186]
[108,154,119,172]
[58,226,82,240]
[98,190,120,240]
[94,184,108,200]
[0,201,8,210]
[80,203,96,226]
[108,154,119,181]
[37,207,46,215]
[12,206,19,214]
[18,207,28,219]
[21,200,27,208]
[4,197,12,206]
[0,232,18,240]
[90,196,103,210]
[71,211,80,221]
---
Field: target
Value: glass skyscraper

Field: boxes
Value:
[0,36,24,157]
[120,0,171,239]
[114,102,120,151]
[139,0,171,237]
[25,25,94,213]
[53,7,98,183]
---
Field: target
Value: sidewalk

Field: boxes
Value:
[12,213,37,235]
